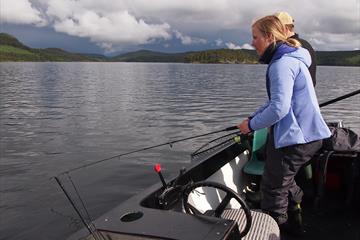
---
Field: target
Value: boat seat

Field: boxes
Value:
[222,208,280,240]
[243,128,268,176]
[243,128,313,178]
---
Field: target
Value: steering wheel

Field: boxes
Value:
[182,181,252,238]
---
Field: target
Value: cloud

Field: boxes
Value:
[4,0,360,51]
[240,43,254,50]
[174,30,207,45]
[215,39,223,47]
[43,0,210,51]
[52,10,172,51]
[41,0,172,51]
[226,42,241,50]
[226,42,254,50]
[0,0,46,26]
[127,0,246,31]
[309,32,360,51]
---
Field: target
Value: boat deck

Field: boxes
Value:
[282,190,360,240]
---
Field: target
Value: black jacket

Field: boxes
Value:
[290,34,317,86]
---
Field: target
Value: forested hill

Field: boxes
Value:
[316,51,360,66]
[0,33,106,62]
[1,33,359,66]
[111,50,187,62]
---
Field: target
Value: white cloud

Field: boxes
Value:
[127,0,246,31]
[215,39,223,46]
[174,30,207,45]
[52,10,172,49]
[0,0,46,26]
[309,32,360,51]
[4,0,360,51]
[240,43,254,50]
[226,42,254,50]
[226,42,241,50]
[42,0,206,51]
[96,42,114,53]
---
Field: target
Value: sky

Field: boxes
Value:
[1,0,359,55]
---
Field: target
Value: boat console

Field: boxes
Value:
[68,135,280,240]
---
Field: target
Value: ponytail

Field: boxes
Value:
[287,38,301,48]
[253,15,301,48]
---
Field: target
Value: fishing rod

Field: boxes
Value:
[191,131,241,157]
[58,89,360,176]
[54,176,105,240]
[58,125,239,175]
[54,127,241,234]
[319,89,360,108]
[53,88,360,238]
[190,90,360,158]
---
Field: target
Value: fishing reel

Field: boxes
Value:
[154,164,187,209]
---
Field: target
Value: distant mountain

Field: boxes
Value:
[111,49,187,62]
[109,49,258,64]
[1,32,359,66]
[184,48,258,64]
[0,32,31,50]
[316,51,360,66]
[0,33,106,62]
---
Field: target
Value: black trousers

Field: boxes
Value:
[260,128,322,223]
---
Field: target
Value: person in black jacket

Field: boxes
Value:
[274,12,317,86]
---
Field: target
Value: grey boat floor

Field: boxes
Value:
[281,191,360,240]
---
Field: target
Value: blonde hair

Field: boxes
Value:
[252,15,301,48]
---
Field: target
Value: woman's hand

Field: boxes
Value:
[238,119,251,134]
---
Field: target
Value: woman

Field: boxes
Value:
[238,16,331,234]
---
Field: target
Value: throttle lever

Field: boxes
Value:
[154,163,167,188]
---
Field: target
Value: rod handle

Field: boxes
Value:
[225,126,238,131]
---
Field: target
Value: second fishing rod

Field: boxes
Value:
[59,89,360,176]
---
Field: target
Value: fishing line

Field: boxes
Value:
[50,208,82,228]
[58,126,238,176]
[54,176,106,240]
[191,131,241,157]
[53,127,239,238]
[67,173,95,226]
[53,89,360,238]
[57,89,360,176]
[56,89,360,176]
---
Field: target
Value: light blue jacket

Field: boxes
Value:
[249,45,331,148]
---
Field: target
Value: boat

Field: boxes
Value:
[59,90,360,240]
[63,124,360,240]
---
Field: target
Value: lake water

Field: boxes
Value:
[0,62,359,240]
